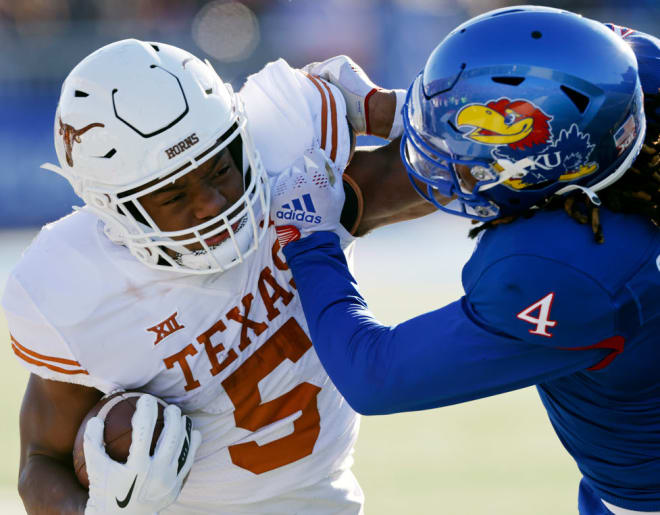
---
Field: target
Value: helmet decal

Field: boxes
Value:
[499,122,598,190]
[164,133,200,160]
[457,98,599,190]
[614,114,639,156]
[58,118,105,167]
[457,98,552,151]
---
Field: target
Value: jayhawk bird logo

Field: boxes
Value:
[457,98,552,151]
[456,98,598,190]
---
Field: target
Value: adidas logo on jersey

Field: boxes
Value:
[276,193,322,224]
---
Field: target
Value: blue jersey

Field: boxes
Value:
[283,208,660,512]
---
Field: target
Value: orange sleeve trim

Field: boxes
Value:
[318,79,339,162]
[10,334,82,366]
[304,73,329,153]
[12,344,89,375]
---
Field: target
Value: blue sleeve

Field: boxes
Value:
[284,232,612,415]
[466,255,618,350]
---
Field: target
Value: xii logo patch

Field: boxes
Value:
[147,312,185,345]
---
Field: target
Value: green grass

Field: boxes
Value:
[353,391,581,514]
[0,311,28,513]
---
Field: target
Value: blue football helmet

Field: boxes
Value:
[401,5,646,221]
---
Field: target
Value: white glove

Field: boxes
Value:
[84,395,202,515]
[303,55,379,135]
[271,147,345,247]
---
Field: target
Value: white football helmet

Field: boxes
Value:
[43,39,269,274]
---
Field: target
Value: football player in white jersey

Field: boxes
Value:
[3,40,430,514]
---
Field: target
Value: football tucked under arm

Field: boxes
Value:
[83,393,201,515]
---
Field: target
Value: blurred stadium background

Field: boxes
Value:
[0,0,657,513]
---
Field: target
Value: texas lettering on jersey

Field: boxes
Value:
[160,236,294,393]
[156,234,322,475]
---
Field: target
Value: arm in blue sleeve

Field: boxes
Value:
[284,231,610,415]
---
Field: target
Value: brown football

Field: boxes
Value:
[72,391,166,488]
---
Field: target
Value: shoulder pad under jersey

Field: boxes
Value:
[240,58,351,174]
[465,254,617,351]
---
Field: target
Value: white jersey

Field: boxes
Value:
[2,60,360,510]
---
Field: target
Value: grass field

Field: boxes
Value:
[0,218,582,514]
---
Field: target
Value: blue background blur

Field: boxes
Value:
[1,0,658,228]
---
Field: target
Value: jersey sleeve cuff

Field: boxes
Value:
[283,231,342,262]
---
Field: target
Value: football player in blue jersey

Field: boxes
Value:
[270,6,660,514]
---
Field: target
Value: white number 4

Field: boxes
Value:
[516,293,557,337]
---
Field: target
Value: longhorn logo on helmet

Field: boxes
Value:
[58,118,105,167]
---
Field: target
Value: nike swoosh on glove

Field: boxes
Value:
[84,395,202,515]
[270,147,345,247]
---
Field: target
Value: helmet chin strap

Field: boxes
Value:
[476,158,535,192]
[494,157,602,206]
[555,184,602,206]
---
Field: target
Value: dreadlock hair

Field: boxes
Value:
[469,92,660,243]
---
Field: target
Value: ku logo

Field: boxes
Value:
[58,118,105,167]
[456,98,599,190]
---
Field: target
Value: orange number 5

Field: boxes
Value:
[221,317,321,474]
